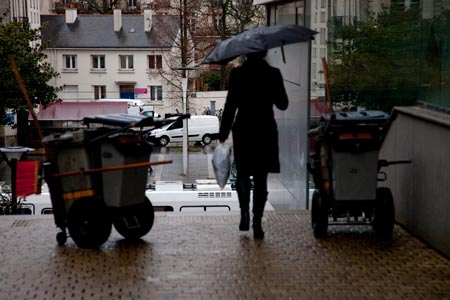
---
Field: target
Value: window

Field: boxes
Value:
[320,28,326,44]
[62,85,78,101]
[119,55,134,70]
[92,55,105,69]
[150,86,162,101]
[170,119,183,130]
[63,55,77,69]
[320,48,326,59]
[152,0,170,7]
[148,55,162,69]
[94,86,106,99]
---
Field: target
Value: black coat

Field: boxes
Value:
[219,58,289,174]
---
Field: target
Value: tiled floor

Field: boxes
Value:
[0,211,449,300]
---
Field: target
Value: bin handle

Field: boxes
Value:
[52,160,172,177]
[377,159,412,171]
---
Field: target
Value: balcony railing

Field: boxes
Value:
[53,1,142,14]
[54,2,90,14]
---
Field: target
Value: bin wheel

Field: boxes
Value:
[311,190,329,238]
[113,196,155,240]
[56,231,67,245]
[67,197,112,248]
[373,187,395,239]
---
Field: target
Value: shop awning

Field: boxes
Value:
[29,101,128,121]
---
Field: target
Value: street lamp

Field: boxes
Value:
[172,66,197,175]
[0,146,34,214]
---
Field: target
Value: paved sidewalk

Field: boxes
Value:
[0,211,449,300]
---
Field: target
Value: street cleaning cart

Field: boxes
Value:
[43,114,181,248]
[308,111,410,238]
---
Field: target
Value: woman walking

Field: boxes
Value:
[219,50,288,239]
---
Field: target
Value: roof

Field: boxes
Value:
[40,14,179,49]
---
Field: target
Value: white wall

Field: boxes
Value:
[39,0,51,14]
[189,91,227,116]
[379,106,450,257]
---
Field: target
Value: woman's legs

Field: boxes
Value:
[236,172,251,231]
[252,172,268,239]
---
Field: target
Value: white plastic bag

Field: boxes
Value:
[212,143,231,189]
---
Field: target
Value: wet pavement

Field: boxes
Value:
[1,143,449,299]
[0,211,449,300]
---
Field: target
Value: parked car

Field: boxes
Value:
[146,115,219,146]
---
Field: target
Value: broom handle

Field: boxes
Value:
[53,160,172,177]
[8,55,44,143]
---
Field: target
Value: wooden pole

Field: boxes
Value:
[8,54,45,143]
[53,160,173,178]
[321,57,334,113]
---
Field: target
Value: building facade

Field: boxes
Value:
[41,9,196,117]
[0,0,41,28]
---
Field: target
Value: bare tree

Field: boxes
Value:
[198,0,265,89]
[144,0,197,113]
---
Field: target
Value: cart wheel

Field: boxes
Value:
[67,197,112,248]
[373,187,395,239]
[56,231,67,245]
[113,197,155,240]
[311,190,329,238]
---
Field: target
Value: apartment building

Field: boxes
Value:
[309,0,390,99]
[41,8,192,117]
[274,0,425,100]
[1,0,40,28]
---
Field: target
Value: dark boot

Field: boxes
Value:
[236,175,251,231]
[252,188,268,239]
[239,210,250,231]
[252,215,264,239]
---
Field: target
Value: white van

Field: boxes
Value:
[96,99,144,115]
[141,105,161,120]
[147,115,219,146]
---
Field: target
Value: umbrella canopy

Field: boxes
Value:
[202,24,317,65]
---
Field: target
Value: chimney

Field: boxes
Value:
[114,8,122,32]
[65,8,77,24]
[144,9,153,32]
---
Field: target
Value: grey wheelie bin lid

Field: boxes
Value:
[310,110,391,153]
[320,111,390,124]
[83,113,190,129]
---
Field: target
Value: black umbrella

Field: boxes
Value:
[202,24,317,65]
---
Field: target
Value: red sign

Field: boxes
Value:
[134,88,148,94]
[16,161,41,197]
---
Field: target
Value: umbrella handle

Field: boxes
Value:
[281,41,286,64]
